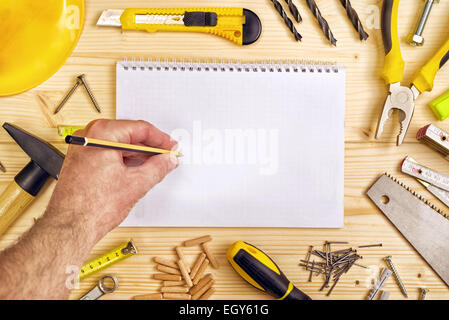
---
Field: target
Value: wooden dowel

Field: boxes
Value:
[161,286,189,293]
[153,273,182,281]
[163,280,185,287]
[190,273,213,296]
[177,259,193,287]
[154,257,179,269]
[156,264,181,275]
[199,287,215,300]
[189,253,206,279]
[163,293,191,300]
[192,259,209,285]
[201,242,219,269]
[192,279,215,300]
[184,235,212,247]
[132,293,162,300]
[176,246,190,273]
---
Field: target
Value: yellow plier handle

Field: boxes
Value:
[120,8,247,45]
[412,38,449,93]
[381,0,404,85]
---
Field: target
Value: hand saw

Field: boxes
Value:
[367,173,449,287]
[96,8,262,45]
[401,156,449,207]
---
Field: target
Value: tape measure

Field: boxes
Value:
[401,156,449,207]
[79,240,137,280]
[57,125,85,137]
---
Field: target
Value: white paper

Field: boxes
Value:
[116,61,345,228]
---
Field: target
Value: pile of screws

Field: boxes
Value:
[300,241,366,296]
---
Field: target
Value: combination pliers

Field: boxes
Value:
[376,0,449,146]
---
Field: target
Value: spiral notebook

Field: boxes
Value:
[116,60,345,228]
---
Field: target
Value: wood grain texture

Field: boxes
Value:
[1,0,449,300]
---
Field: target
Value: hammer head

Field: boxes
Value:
[3,123,65,179]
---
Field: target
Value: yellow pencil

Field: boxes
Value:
[65,135,182,157]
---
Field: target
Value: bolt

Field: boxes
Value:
[420,288,428,300]
[407,0,438,46]
[77,74,102,113]
[384,256,408,298]
[54,77,82,114]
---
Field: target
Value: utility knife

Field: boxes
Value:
[96,8,262,45]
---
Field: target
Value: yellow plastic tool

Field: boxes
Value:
[0,0,85,96]
[226,241,311,300]
[79,240,137,281]
[376,0,449,146]
[96,8,261,46]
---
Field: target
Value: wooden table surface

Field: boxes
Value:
[1,0,449,300]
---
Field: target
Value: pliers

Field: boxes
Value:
[376,0,449,146]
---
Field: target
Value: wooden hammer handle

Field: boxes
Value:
[0,180,34,236]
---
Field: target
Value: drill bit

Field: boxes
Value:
[339,0,369,41]
[284,0,302,23]
[304,0,337,46]
[271,0,302,41]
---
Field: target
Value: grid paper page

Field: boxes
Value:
[116,61,345,228]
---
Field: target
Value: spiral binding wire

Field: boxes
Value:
[119,58,341,74]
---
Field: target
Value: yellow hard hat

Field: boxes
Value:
[0,0,84,96]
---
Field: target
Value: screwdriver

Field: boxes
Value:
[226,241,311,300]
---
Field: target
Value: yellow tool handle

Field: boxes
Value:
[0,181,34,236]
[226,241,311,300]
[412,38,449,93]
[381,0,404,85]
[120,8,245,45]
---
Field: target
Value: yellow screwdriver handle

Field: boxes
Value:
[227,241,311,300]
[0,181,34,237]
[412,37,449,93]
[120,8,245,45]
[381,0,404,85]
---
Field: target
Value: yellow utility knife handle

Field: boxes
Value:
[120,8,245,45]
[381,0,404,85]
[412,38,449,93]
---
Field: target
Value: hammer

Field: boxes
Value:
[0,123,65,237]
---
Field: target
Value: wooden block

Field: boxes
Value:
[177,259,193,287]
[201,242,219,269]
[192,279,215,300]
[199,287,215,300]
[163,280,185,287]
[193,259,210,285]
[161,286,189,293]
[132,293,162,300]
[175,246,190,273]
[189,252,206,279]
[163,293,191,300]
[153,273,182,281]
[156,264,181,275]
[190,273,213,296]
[184,235,212,247]
[154,257,179,269]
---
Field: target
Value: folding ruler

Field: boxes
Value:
[401,156,449,207]
[417,124,449,159]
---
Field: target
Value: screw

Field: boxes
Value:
[384,256,408,298]
[54,77,82,114]
[77,74,102,113]
[407,0,438,46]
[420,288,428,300]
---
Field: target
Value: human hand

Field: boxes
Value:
[46,119,178,242]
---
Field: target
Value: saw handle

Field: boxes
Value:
[120,8,246,45]
[412,37,449,93]
[381,0,404,85]
[0,181,34,236]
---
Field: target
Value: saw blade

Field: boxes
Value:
[367,173,449,287]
